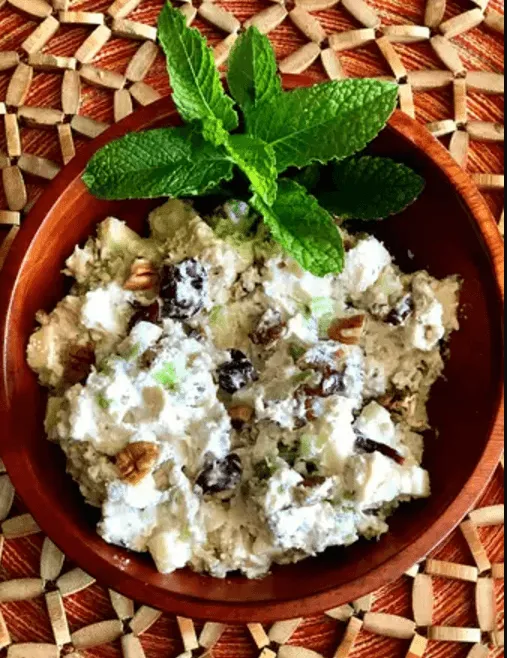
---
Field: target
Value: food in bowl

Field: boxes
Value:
[27,198,460,578]
[24,3,463,580]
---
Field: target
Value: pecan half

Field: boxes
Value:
[65,343,95,384]
[328,314,366,345]
[116,442,160,485]
[228,404,254,430]
[124,259,159,292]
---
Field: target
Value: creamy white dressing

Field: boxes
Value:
[28,199,460,579]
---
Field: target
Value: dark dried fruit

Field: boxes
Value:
[160,259,208,319]
[218,350,258,394]
[355,433,405,465]
[385,295,414,326]
[250,309,287,347]
[304,369,345,398]
[378,388,417,418]
[65,343,95,384]
[196,454,242,495]
[301,475,327,488]
[129,300,162,330]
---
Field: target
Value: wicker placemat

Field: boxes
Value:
[0,1,504,656]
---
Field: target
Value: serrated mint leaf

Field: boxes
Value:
[318,156,425,220]
[227,27,281,114]
[252,180,344,277]
[226,134,278,206]
[290,162,321,193]
[83,126,233,200]
[248,79,399,173]
[158,2,238,138]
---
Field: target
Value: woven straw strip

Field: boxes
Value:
[326,605,355,621]
[129,606,162,636]
[406,635,428,657]
[40,538,65,582]
[475,577,496,632]
[334,617,363,657]
[6,645,59,658]
[278,648,325,658]
[110,590,135,620]
[71,620,123,649]
[269,618,303,644]
[412,574,434,626]
[199,622,226,649]
[57,568,96,596]
[122,634,146,658]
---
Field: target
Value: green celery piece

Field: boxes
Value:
[154,362,180,389]
[96,394,111,410]
[252,180,345,278]
[310,297,334,318]
[227,26,281,114]
[247,79,399,173]
[225,134,278,206]
[158,2,238,138]
[82,126,233,200]
[318,156,425,220]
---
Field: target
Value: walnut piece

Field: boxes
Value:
[328,314,366,345]
[228,404,254,429]
[124,259,159,292]
[65,343,95,384]
[116,442,160,485]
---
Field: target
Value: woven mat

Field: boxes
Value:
[0,0,504,656]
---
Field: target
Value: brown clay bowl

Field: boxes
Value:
[0,76,504,623]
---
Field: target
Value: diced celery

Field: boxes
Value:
[154,362,180,390]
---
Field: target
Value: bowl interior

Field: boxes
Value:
[0,101,503,622]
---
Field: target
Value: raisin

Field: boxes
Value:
[250,309,287,347]
[355,433,405,465]
[160,259,208,319]
[129,300,162,330]
[218,350,258,394]
[386,294,414,326]
[301,475,327,488]
[196,454,242,495]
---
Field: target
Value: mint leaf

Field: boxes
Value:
[248,79,399,172]
[318,156,425,220]
[158,2,238,136]
[226,134,277,206]
[291,163,321,193]
[253,180,344,277]
[227,27,281,114]
[83,126,233,200]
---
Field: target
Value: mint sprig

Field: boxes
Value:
[82,1,425,277]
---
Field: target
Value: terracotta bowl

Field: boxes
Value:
[0,77,504,623]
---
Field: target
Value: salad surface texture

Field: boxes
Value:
[27,200,460,578]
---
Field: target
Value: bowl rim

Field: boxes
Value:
[0,88,504,622]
